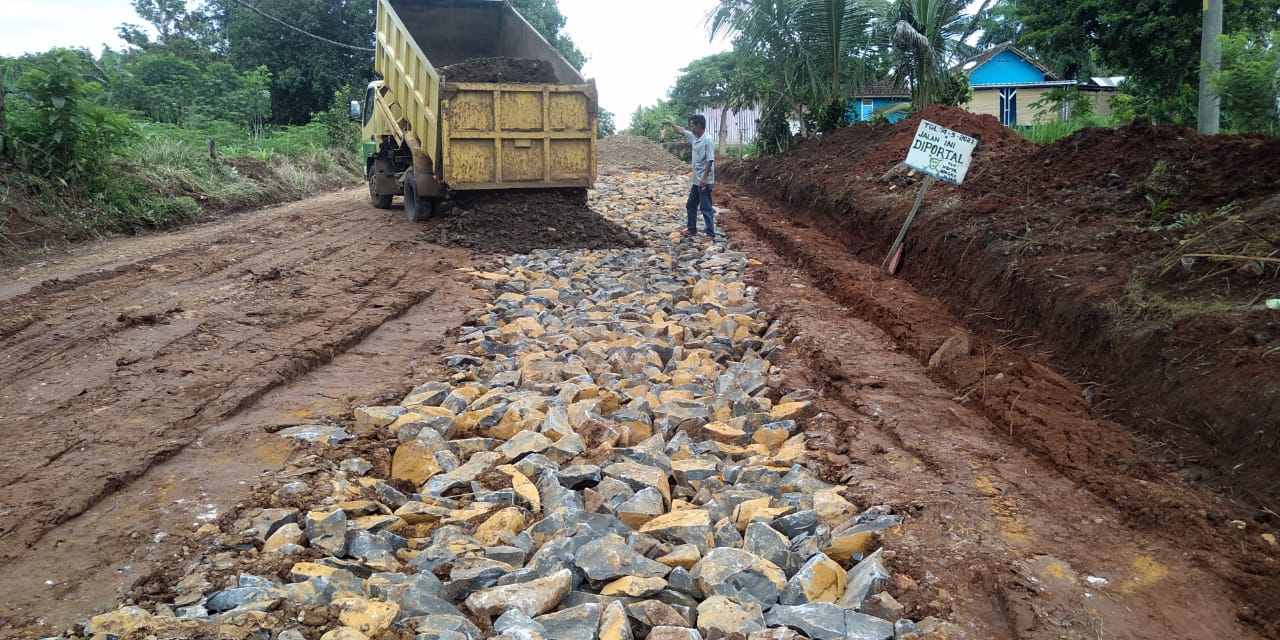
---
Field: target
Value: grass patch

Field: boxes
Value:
[2,117,361,264]
[1019,117,1116,145]
[1103,276,1244,330]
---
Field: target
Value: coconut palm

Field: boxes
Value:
[884,0,977,109]
[710,0,884,130]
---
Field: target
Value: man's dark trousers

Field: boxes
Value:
[686,184,715,237]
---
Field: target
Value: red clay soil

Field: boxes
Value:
[720,105,1280,514]
[718,105,1280,637]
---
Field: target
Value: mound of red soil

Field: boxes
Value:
[439,57,558,83]
[721,106,1280,514]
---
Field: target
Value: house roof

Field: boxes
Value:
[1085,76,1126,88]
[960,42,1062,81]
[853,78,910,99]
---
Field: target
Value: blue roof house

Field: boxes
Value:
[847,79,911,123]
[961,43,1078,125]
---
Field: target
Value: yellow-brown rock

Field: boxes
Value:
[335,596,398,634]
[390,439,443,487]
[601,576,668,598]
[473,506,527,546]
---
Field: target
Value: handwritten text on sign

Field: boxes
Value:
[903,120,978,184]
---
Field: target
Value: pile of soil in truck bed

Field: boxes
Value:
[440,57,558,83]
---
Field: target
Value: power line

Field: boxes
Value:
[228,0,375,53]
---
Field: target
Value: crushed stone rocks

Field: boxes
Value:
[73,169,959,640]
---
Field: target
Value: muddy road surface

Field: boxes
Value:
[0,136,1275,640]
[0,189,484,632]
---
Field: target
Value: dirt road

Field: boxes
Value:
[0,188,482,633]
[0,136,1275,639]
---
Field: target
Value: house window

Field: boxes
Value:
[999,88,1018,126]
[861,98,873,121]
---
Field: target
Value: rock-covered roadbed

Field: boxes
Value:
[73,172,950,640]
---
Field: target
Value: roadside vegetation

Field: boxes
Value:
[626,0,1280,150]
[0,0,602,264]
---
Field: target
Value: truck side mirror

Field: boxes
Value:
[349,100,362,121]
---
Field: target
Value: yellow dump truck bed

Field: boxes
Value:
[373,0,597,193]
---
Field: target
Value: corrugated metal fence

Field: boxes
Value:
[694,105,762,144]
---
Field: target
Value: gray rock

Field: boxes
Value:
[666,567,699,597]
[374,482,411,509]
[764,603,848,640]
[406,613,483,640]
[547,432,586,463]
[347,530,397,570]
[395,575,456,618]
[496,568,543,587]
[838,549,889,610]
[303,508,347,555]
[691,548,786,608]
[537,471,584,512]
[533,603,602,640]
[575,536,670,582]
[248,508,297,542]
[403,381,452,407]
[485,545,528,567]
[277,481,308,500]
[213,599,281,621]
[559,464,603,490]
[340,458,374,475]
[427,451,504,496]
[713,518,743,549]
[277,424,353,445]
[843,610,896,640]
[493,609,549,638]
[204,587,277,613]
[745,629,805,640]
[773,510,818,539]
[615,487,665,527]
[465,568,574,618]
[742,522,791,575]
[779,553,845,606]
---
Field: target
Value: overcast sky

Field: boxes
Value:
[0,0,731,129]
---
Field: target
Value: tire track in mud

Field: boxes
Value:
[719,188,1276,639]
[0,192,475,563]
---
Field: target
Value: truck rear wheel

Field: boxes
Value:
[369,180,393,209]
[403,171,423,221]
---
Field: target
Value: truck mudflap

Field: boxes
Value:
[440,81,597,190]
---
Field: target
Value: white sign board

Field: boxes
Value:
[903,120,978,184]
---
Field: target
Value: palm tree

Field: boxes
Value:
[884,0,976,109]
[709,0,883,132]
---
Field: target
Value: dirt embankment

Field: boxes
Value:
[719,108,1280,637]
[721,106,1280,514]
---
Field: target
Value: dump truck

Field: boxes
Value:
[353,0,598,220]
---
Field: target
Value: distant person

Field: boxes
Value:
[661,115,715,239]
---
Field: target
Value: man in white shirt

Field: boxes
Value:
[662,115,716,239]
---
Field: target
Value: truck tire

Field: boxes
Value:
[403,171,427,221]
[369,180,393,209]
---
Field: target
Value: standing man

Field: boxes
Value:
[662,115,715,239]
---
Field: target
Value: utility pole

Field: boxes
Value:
[1198,0,1223,134]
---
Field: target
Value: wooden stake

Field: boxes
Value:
[883,175,936,272]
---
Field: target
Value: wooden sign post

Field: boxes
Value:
[883,120,978,273]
